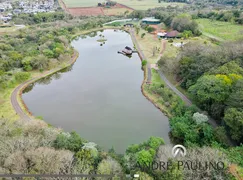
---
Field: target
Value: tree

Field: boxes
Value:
[43,49,54,58]
[182,30,193,39]
[14,72,31,83]
[192,112,208,124]
[171,15,200,35]
[146,26,156,33]
[96,157,123,179]
[189,75,231,109]
[147,136,165,150]
[213,126,228,147]
[224,108,243,143]
[21,57,32,71]
[141,33,146,38]
[73,149,95,174]
[136,150,153,166]
[226,79,243,109]
[31,55,49,71]
[53,131,85,152]
[135,25,140,35]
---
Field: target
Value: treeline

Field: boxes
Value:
[194,9,243,24]
[159,40,243,145]
[1,118,240,179]
[0,15,114,91]
[12,11,72,25]
[158,0,187,2]
[191,0,242,6]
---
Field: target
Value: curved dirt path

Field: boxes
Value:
[11,51,78,120]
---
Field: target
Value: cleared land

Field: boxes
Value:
[116,0,185,10]
[62,0,102,7]
[196,18,243,41]
[62,0,185,10]
[68,7,104,16]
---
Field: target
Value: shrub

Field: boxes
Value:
[141,33,146,38]
[14,72,31,83]
[168,39,173,43]
[147,136,165,150]
[142,60,147,66]
[53,131,85,152]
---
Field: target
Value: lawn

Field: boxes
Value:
[196,18,243,41]
[135,29,162,64]
[116,0,185,10]
[62,0,185,9]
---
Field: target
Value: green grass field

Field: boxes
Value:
[116,0,185,10]
[63,0,185,9]
[62,0,101,7]
[196,19,243,41]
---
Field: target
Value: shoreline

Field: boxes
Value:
[11,50,79,120]
[11,27,170,121]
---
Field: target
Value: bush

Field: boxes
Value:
[141,33,146,38]
[168,39,173,43]
[53,131,85,152]
[14,72,31,83]
[142,60,147,66]
[147,136,165,150]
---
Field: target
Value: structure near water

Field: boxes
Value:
[118,46,133,55]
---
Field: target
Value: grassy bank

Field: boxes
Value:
[196,18,243,41]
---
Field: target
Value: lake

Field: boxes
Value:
[22,29,170,153]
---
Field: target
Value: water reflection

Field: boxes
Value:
[22,29,170,153]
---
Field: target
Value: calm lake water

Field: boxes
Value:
[22,29,170,153]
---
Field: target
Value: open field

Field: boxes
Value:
[62,0,101,7]
[61,0,133,16]
[116,0,185,10]
[62,0,186,10]
[0,26,17,34]
[68,7,104,16]
[103,7,133,16]
[196,18,243,41]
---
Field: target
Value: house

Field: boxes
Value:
[165,30,180,38]
[142,17,161,25]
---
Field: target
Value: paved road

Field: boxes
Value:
[11,51,78,121]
